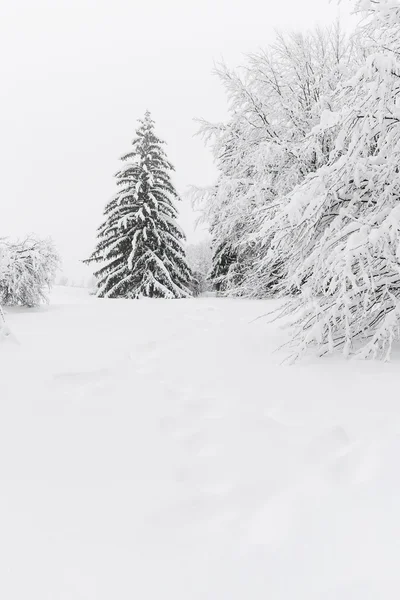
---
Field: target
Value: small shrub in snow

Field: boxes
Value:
[0,236,60,307]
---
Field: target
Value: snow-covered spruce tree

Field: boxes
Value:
[0,236,59,307]
[263,0,400,360]
[192,25,359,297]
[208,239,239,293]
[84,111,192,299]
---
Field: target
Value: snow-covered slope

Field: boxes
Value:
[1,286,400,599]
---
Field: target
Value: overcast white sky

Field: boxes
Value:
[0,0,354,280]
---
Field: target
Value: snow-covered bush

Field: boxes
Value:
[0,236,60,307]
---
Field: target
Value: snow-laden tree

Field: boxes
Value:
[85,111,192,299]
[193,24,359,296]
[207,239,239,293]
[185,239,213,296]
[0,236,59,308]
[260,0,400,360]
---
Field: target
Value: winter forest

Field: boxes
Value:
[2,0,400,598]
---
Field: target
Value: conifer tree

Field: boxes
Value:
[85,111,192,299]
[208,240,238,293]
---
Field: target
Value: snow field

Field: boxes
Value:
[1,286,400,598]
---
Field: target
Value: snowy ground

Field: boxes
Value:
[2,286,400,599]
